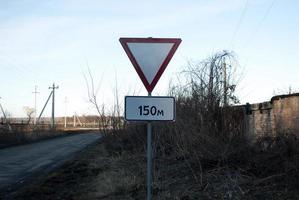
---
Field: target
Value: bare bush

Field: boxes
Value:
[84,67,124,131]
[83,66,108,130]
[23,106,35,125]
[156,51,244,157]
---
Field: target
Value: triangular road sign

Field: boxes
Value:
[119,37,181,93]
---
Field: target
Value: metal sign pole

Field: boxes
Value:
[147,92,152,200]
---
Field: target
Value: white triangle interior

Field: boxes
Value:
[127,42,174,84]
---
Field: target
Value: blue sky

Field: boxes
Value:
[0,0,298,117]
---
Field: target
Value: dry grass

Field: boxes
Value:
[6,129,299,200]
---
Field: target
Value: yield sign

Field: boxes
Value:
[119,37,181,93]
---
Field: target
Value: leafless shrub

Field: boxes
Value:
[83,66,108,130]
[110,72,124,131]
[155,51,244,155]
[83,67,125,131]
[23,106,35,125]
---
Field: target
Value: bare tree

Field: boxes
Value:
[83,66,107,129]
[23,106,35,125]
[182,50,240,107]
[167,50,244,142]
[110,71,123,130]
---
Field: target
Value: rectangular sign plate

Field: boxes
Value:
[125,96,175,121]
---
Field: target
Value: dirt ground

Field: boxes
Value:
[4,133,298,200]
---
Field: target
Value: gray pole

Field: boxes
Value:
[35,91,53,126]
[147,92,152,200]
[0,97,12,131]
[32,85,39,125]
[64,97,68,128]
[73,113,76,127]
[52,84,55,129]
[0,97,7,122]
[49,83,59,129]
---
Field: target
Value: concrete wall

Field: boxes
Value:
[244,93,299,138]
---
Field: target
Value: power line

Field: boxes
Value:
[229,0,249,50]
[243,0,277,49]
[0,57,40,79]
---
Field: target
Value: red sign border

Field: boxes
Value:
[119,37,181,93]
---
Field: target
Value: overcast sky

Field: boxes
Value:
[0,0,298,117]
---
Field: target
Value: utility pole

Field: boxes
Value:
[64,97,68,128]
[35,90,53,128]
[0,97,6,122]
[49,83,59,129]
[0,97,12,131]
[223,57,227,106]
[32,85,39,125]
[73,112,76,127]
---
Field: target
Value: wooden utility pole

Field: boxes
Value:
[223,57,227,106]
[49,83,59,129]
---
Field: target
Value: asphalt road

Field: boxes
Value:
[0,133,102,191]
